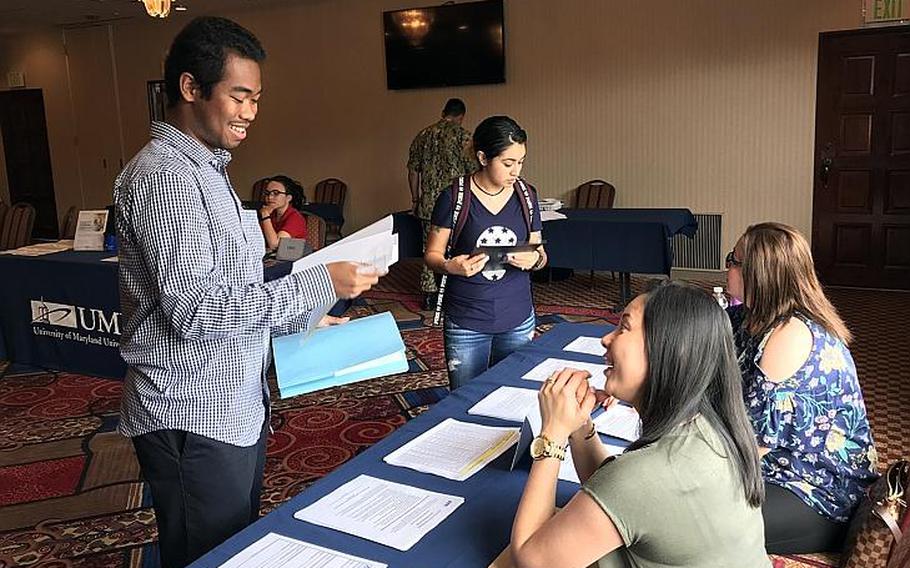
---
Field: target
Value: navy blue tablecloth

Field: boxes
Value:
[0,250,347,378]
[192,322,621,568]
[555,208,697,237]
[543,208,697,276]
[392,211,423,259]
[0,251,125,378]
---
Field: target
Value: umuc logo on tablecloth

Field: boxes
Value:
[30,298,122,336]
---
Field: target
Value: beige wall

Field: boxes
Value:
[1,0,863,256]
[0,29,81,221]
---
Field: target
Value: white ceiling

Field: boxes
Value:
[0,0,303,35]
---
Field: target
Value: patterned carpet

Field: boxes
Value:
[0,260,906,568]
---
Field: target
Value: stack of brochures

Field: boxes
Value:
[537,197,563,211]
[272,310,408,398]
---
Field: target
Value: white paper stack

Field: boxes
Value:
[294,475,462,551]
[540,210,567,222]
[218,532,386,568]
[522,358,608,390]
[467,386,539,423]
[291,215,399,327]
[593,403,641,442]
[537,198,563,211]
[384,418,519,481]
[562,336,607,357]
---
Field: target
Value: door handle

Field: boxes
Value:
[820,157,832,188]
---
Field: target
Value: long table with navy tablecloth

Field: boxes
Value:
[0,250,128,378]
[0,251,345,379]
[0,216,421,379]
[542,208,698,306]
[192,322,622,568]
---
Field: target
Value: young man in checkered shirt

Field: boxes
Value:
[114,17,379,568]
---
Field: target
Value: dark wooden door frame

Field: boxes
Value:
[0,89,59,240]
[812,26,910,290]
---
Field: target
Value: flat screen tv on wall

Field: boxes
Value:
[383,0,505,90]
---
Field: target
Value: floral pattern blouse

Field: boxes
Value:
[728,306,878,522]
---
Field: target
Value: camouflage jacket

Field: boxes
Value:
[408,119,478,220]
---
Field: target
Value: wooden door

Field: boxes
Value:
[0,89,58,239]
[813,27,910,290]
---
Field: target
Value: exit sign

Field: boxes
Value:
[866,0,909,22]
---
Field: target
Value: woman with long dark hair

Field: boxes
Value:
[510,281,769,567]
[424,116,548,389]
[258,174,308,250]
[726,222,877,553]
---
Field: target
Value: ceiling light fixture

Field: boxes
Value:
[140,0,172,18]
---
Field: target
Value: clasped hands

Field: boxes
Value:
[539,369,614,444]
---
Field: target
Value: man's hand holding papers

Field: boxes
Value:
[326,262,380,299]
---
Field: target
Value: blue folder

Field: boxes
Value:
[272,311,408,398]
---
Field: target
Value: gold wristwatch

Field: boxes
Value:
[530,434,566,461]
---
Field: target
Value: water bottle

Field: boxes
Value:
[712,286,728,309]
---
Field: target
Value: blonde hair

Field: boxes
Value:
[739,222,851,343]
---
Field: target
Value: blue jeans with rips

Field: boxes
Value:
[443,311,536,390]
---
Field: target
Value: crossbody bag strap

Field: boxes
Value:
[515,178,535,235]
[433,176,467,326]
[875,461,909,543]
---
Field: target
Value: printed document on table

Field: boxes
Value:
[218,532,386,568]
[467,386,539,423]
[0,240,74,256]
[522,358,607,390]
[563,336,607,357]
[293,475,463,552]
[384,418,519,481]
[593,403,641,442]
[74,210,108,251]
[540,211,567,222]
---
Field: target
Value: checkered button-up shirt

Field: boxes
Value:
[115,122,336,447]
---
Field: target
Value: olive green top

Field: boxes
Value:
[581,414,770,568]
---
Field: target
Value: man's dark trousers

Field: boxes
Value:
[132,418,268,568]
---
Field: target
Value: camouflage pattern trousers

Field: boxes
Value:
[420,220,440,294]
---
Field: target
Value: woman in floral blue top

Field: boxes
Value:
[726,222,878,554]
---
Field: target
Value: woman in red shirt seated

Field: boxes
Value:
[258,175,308,250]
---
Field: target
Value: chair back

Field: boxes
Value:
[573,179,616,209]
[251,178,269,202]
[313,178,347,207]
[302,212,326,250]
[0,201,36,250]
[61,206,79,239]
[0,201,7,234]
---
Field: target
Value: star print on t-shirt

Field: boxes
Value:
[476,225,517,281]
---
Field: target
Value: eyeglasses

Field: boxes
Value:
[725,250,742,268]
[262,190,288,198]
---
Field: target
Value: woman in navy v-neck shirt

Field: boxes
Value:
[425,116,548,389]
